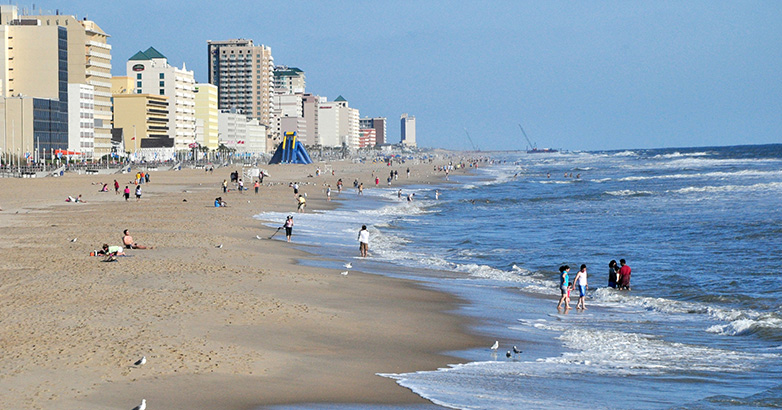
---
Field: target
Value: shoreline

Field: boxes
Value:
[0,159,484,410]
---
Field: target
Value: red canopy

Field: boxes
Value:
[54,149,83,155]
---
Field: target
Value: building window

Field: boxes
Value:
[159,73,164,79]
[137,90,141,94]
[160,89,165,95]
[137,81,142,88]
[137,73,142,79]
[159,81,165,87]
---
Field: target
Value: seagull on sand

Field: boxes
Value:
[506,351,512,358]
[216,244,223,248]
[134,356,146,366]
[513,346,522,355]
[256,235,262,240]
[132,399,146,410]
[70,237,77,242]
[490,341,499,351]
[344,262,352,269]
[340,271,349,276]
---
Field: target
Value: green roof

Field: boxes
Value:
[129,50,150,61]
[334,95,347,102]
[274,67,304,77]
[144,47,166,59]
[128,47,167,61]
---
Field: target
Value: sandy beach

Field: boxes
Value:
[0,158,482,410]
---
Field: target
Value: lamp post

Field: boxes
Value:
[133,125,137,163]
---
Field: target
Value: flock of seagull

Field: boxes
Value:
[490,340,523,359]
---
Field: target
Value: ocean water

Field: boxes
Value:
[256,144,782,410]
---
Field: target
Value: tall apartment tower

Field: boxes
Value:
[0,6,112,159]
[302,94,320,146]
[359,117,386,146]
[207,39,275,144]
[127,47,196,150]
[400,113,416,147]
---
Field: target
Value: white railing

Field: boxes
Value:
[87,79,112,88]
[87,60,112,70]
[87,41,111,50]
[86,69,112,79]
[86,50,112,60]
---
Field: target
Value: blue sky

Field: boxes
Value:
[29,0,782,150]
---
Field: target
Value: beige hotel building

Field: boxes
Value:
[0,5,111,160]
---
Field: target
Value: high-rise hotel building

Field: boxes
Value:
[207,39,275,150]
[126,47,196,151]
[0,5,111,160]
[401,113,416,147]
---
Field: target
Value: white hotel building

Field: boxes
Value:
[127,47,196,150]
[317,96,359,149]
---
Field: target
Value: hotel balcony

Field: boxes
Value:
[87,79,112,89]
[86,59,112,69]
[86,69,112,79]
[87,41,112,50]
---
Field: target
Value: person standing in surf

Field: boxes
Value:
[608,260,619,288]
[283,216,294,242]
[358,225,370,257]
[573,264,588,310]
[617,259,632,290]
[557,265,571,310]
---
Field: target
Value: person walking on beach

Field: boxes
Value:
[238,178,244,193]
[358,183,364,195]
[337,179,343,193]
[617,259,632,290]
[254,180,260,194]
[608,260,619,288]
[114,179,120,195]
[557,265,572,310]
[297,194,306,212]
[222,179,228,193]
[135,185,142,201]
[283,215,294,242]
[573,264,588,310]
[326,185,332,201]
[124,186,130,201]
[358,225,370,257]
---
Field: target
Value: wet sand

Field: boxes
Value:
[0,158,483,410]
